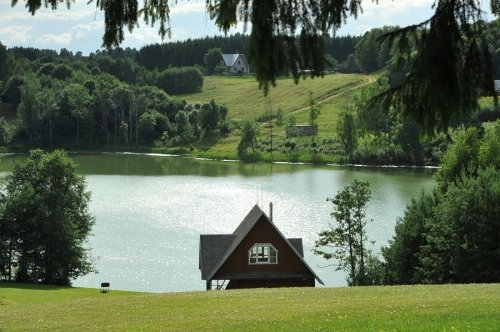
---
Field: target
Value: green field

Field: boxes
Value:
[181,73,372,121]
[1,283,498,331]
[180,73,374,156]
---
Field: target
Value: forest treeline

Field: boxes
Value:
[0,31,359,151]
[0,22,499,156]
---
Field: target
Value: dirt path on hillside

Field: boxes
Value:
[289,76,376,114]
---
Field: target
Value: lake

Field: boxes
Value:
[0,153,436,292]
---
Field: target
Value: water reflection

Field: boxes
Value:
[2,152,436,178]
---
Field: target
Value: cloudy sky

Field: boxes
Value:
[0,0,493,54]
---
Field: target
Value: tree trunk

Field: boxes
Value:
[359,228,365,285]
[49,108,53,148]
[347,220,356,285]
[114,110,117,147]
[76,119,79,147]
[8,240,13,281]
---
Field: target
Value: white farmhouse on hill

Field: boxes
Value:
[221,53,250,74]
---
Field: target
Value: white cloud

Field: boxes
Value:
[35,8,97,21]
[123,25,165,46]
[362,0,433,10]
[36,32,72,45]
[0,25,34,43]
[170,2,206,15]
[72,20,103,39]
[0,8,96,22]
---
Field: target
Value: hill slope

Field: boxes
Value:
[178,73,374,158]
[182,73,373,131]
[1,283,498,331]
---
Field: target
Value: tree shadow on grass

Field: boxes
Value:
[0,281,70,291]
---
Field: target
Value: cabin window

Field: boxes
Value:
[249,243,278,264]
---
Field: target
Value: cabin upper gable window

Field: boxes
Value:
[249,243,278,264]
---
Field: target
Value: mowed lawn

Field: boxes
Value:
[1,283,499,331]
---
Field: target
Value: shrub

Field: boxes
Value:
[156,66,203,95]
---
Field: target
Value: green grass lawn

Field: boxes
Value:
[1,283,498,331]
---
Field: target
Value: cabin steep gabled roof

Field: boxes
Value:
[201,205,323,284]
[199,234,235,280]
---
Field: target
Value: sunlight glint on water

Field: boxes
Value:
[72,165,434,292]
[1,153,434,292]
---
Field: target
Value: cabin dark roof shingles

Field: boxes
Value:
[199,205,323,285]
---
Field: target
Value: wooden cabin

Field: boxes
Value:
[199,205,324,290]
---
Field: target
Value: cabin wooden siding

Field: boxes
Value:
[226,278,314,289]
[213,215,314,282]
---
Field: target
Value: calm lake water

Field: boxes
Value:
[0,153,436,292]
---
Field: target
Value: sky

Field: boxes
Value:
[0,0,493,55]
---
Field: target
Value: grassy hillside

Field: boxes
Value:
[179,73,374,158]
[181,73,372,122]
[1,283,498,331]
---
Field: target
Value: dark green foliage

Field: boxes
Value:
[435,127,480,188]
[175,110,191,142]
[66,83,91,146]
[204,48,223,75]
[383,167,500,284]
[53,64,73,80]
[199,100,220,134]
[336,111,357,162]
[238,120,257,156]
[338,54,359,73]
[156,67,203,95]
[2,75,24,103]
[138,110,169,143]
[376,2,498,133]
[0,149,95,285]
[355,27,398,73]
[17,76,42,145]
[37,63,55,77]
[8,46,57,62]
[382,120,500,284]
[382,191,439,284]
[396,118,424,165]
[136,34,250,71]
[0,42,8,82]
[314,180,374,286]
[324,35,360,63]
[419,167,500,283]
[0,41,233,150]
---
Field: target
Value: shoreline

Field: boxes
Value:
[0,149,440,169]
